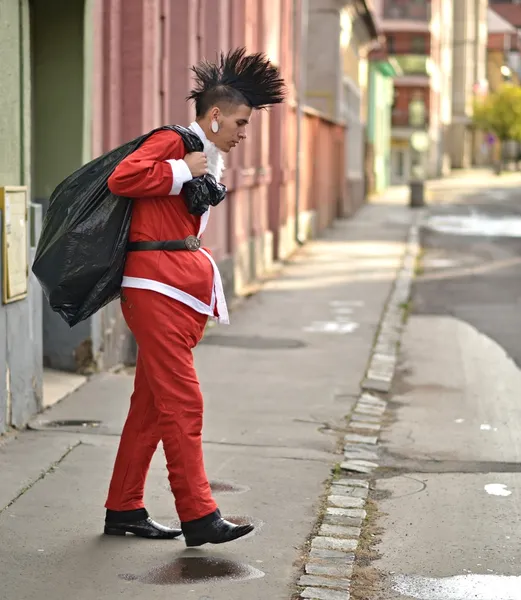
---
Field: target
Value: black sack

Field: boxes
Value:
[32,124,226,328]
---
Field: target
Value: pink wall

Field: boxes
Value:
[94,0,346,286]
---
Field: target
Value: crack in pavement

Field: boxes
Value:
[0,441,81,514]
[26,426,336,453]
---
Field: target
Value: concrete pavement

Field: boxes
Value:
[375,316,521,600]
[369,173,521,600]
[0,199,412,600]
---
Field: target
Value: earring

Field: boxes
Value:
[211,119,219,134]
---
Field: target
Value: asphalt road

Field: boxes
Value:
[371,173,521,600]
[415,178,521,367]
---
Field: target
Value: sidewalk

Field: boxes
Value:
[0,195,413,600]
[427,167,521,191]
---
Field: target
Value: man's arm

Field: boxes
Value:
[108,130,193,198]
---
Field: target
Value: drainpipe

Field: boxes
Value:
[294,0,308,245]
[19,0,25,187]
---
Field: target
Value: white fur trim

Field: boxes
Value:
[166,159,193,195]
[189,121,225,182]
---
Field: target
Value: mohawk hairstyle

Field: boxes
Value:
[187,47,286,117]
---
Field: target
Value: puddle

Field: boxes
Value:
[392,574,521,599]
[423,258,459,268]
[304,300,362,334]
[209,480,250,495]
[303,321,360,334]
[485,483,512,497]
[225,515,264,530]
[480,424,498,432]
[120,557,265,585]
[426,213,521,238]
[332,307,354,314]
[330,300,365,304]
[43,419,101,428]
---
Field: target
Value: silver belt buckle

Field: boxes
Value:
[184,235,201,251]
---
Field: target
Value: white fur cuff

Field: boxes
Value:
[166,159,193,195]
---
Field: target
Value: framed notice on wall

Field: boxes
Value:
[0,186,29,304]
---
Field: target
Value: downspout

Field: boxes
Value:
[294,0,308,245]
[19,0,25,187]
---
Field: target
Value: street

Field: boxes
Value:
[3,172,521,600]
[370,172,521,600]
[1,0,520,598]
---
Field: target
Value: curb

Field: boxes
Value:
[298,212,423,600]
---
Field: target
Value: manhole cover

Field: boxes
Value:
[44,419,101,428]
[166,480,250,495]
[210,480,250,494]
[119,557,265,585]
[201,334,306,350]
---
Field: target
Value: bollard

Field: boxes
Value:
[409,180,425,208]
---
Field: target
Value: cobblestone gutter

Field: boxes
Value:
[297,215,422,600]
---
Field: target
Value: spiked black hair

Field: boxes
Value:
[187,47,286,117]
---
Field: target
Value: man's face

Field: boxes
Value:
[211,104,252,153]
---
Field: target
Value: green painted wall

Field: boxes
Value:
[368,63,393,192]
[0,0,41,434]
[0,0,30,187]
[368,67,377,145]
[30,0,92,372]
[31,0,85,203]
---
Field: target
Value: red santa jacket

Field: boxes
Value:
[107,127,228,322]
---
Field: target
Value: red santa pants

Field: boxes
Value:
[104,287,218,522]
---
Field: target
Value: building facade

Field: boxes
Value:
[0,0,349,434]
[367,60,396,193]
[450,0,488,169]
[0,0,41,433]
[306,0,379,213]
[489,1,521,31]
[371,0,454,183]
[488,8,521,90]
[485,7,521,165]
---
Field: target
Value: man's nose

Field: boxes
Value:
[238,130,247,140]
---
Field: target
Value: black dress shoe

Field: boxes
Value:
[104,508,182,539]
[181,509,254,547]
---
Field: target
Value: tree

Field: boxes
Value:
[473,84,521,171]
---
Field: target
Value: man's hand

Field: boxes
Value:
[184,152,208,177]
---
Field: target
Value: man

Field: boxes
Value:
[103,48,285,547]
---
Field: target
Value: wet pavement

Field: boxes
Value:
[0,201,411,599]
[416,176,521,367]
[372,173,521,600]
[119,556,265,585]
[391,574,521,600]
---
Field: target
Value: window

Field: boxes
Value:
[392,89,399,110]
[396,151,404,178]
[411,36,426,54]
[409,95,426,127]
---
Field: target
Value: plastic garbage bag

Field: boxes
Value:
[32,125,226,327]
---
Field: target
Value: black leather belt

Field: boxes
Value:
[127,235,201,252]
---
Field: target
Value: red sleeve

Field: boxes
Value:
[107,130,185,198]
